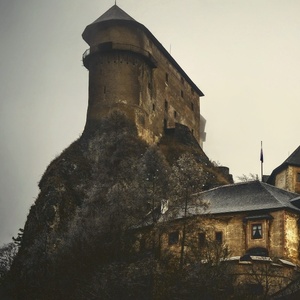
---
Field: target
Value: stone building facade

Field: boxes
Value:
[268,146,300,194]
[82,5,205,146]
[134,181,300,295]
[145,181,300,265]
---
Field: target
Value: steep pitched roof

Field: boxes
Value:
[267,146,300,185]
[284,146,300,166]
[91,5,136,24]
[193,181,300,215]
[153,181,300,224]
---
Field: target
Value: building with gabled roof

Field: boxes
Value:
[267,146,300,194]
[144,181,300,263]
[134,181,300,296]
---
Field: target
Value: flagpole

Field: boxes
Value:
[260,141,264,182]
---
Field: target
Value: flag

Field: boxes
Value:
[260,144,264,163]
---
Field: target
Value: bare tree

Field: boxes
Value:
[169,152,206,269]
[236,173,259,182]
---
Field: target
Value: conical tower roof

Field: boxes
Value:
[91,5,136,24]
[82,5,137,44]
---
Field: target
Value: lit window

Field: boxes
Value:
[252,224,262,239]
[168,231,179,245]
[215,231,223,243]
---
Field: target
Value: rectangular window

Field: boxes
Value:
[215,231,223,243]
[174,110,177,118]
[165,100,168,111]
[165,73,169,83]
[181,77,184,84]
[152,104,155,111]
[252,224,262,239]
[191,102,194,111]
[181,90,184,98]
[198,233,206,247]
[168,231,179,245]
[297,172,300,182]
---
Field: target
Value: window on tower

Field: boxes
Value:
[165,100,168,111]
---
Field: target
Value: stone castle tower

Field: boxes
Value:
[82,5,206,146]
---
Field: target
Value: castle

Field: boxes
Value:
[82,5,206,147]
[81,5,300,297]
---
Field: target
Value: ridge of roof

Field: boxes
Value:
[284,146,300,166]
[91,5,136,24]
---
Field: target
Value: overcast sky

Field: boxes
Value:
[1,0,299,245]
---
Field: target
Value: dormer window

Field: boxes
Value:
[252,224,262,239]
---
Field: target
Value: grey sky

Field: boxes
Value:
[1,0,299,245]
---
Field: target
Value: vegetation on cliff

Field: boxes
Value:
[0,110,232,299]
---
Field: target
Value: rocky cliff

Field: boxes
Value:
[5,110,232,299]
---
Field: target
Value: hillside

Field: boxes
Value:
[2,111,232,299]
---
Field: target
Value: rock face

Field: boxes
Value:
[7,111,232,299]
[5,6,233,298]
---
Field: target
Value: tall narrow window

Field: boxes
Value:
[181,90,184,98]
[191,102,194,111]
[215,231,223,243]
[165,100,168,111]
[297,172,300,182]
[252,224,262,239]
[152,104,155,111]
[165,73,169,83]
[174,110,177,118]
[198,233,206,248]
